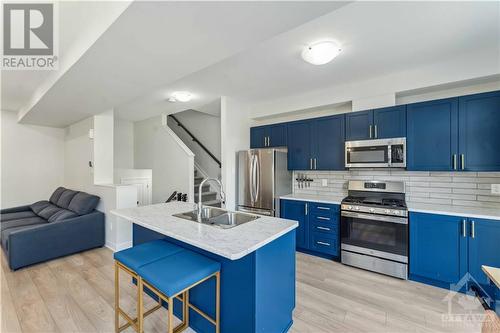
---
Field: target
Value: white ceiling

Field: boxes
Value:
[16,1,345,127]
[5,1,500,126]
[1,1,131,112]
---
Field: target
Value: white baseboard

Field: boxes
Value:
[105,241,133,252]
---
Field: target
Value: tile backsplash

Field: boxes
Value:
[293,170,500,209]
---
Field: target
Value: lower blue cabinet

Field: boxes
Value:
[410,212,500,307]
[280,199,339,258]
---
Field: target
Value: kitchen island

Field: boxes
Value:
[111,202,298,333]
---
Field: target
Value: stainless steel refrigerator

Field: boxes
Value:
[237,148,292,217]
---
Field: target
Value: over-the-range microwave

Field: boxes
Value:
[345,137,406,168]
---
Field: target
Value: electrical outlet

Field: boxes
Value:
[321,179,328,187]
[491,184,500,195]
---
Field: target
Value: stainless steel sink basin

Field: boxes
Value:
[173,206,260,229]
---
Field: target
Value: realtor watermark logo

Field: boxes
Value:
[2,2,58,70]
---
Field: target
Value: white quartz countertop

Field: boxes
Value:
[280,194,500,220]
[482,266,500,289]
[111,202,298,260]
[280,193,344,205]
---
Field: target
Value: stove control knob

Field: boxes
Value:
[355,206,360,211]
[369,208,375,213]
[393,210,400,215]
[348,205,353,210]
[385,209,390,214]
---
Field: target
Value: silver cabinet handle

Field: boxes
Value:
[267,136,270,147]
[471,220,475,238]
[264,137,267,147]
[462,219,467,237]
[305,203,308,216]
[317,241,331,246]
[374,125,378,138]
[317,216,330,221]
[314,158,317,170]
[317,207,330,210]
[316,226,331,231]
[310,158,313,170]
[461,154,465,170]
[369,125,373,138]
[453,154,457,170]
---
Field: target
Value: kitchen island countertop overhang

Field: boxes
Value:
[110,202,298,260]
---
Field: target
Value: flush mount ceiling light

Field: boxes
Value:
[168,91,193,102]
[301,41,341,65]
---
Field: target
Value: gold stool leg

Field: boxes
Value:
[138,277,144,333]
[167,297,174,333]
[215,272,220,333]
[115,262,120,333]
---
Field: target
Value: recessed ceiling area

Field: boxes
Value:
[4,1,499,127]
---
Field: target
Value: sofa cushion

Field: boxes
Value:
[1,210,36,222]
[1,222,46,251]
[68,192,100,215]
[49,187,66,205]
[48,209,77,222]
[56,189,78,209]
[37,204,63,220]
[1,216,47,232]
[30,200,51,214]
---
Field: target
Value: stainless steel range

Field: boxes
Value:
[340,180,408,279]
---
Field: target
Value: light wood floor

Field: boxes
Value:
[1,247,485,333]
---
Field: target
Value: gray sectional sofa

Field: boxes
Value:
[1,187,105,270]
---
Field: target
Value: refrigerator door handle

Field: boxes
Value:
[250,154,257,204]
[255,154,260,202]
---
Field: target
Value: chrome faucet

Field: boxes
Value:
[197,178,226,221]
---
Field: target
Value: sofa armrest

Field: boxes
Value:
[1,205,32,215]
[6,211,105,270]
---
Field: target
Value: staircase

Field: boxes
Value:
[194,169,222,207]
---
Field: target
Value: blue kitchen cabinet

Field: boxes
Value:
[409,212,468,289]
[407,97,459,171]
[281,199,340,258]
[458,91,500,171]
[311,115,345,170]
[468,218,500,303]
[287,120,312,170]
[250,126,267,148]
[372,105,406,139]
[345,110,373,141]
[280,199,308,249]
[250,123,287,148]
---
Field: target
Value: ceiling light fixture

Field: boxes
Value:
[301,41,341,65]
[169,91,193,102]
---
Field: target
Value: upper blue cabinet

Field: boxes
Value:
[345,106,406,141]
[250,123,287,148]
[407,97,458,171]
[458,91,500,171]
[287,115,345,171]
[407,91,500,171]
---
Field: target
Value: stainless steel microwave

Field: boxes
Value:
[345,137,406,168]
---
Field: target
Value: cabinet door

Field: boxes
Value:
[268,124,287,147]
[250,127,267,148]
[468,218,500,300]
[409,212,468,287]
[407,98,458,171]
[287,120,312,170]
[345,110,373,141]
[312,115,345,170]
[373,105,406,139]
[280,200,308,249]
[459,91,500,171]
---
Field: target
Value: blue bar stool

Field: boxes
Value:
[113,240,183,333]
[137,250,221,333]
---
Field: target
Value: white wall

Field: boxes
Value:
[1,110,65,208]
[134,115,194,204]
[114,117,134,169]
[94,109,114,184]
[220,97,251,210]
[168,109,221,179]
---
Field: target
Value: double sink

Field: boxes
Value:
[173,206,260,229]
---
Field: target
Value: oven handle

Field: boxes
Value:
[341,211,408,225]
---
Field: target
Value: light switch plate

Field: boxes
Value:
[491,184,500,195]
[321,179,328,187]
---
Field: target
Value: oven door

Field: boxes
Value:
[345,140,390,168]
[341,211,408,262]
